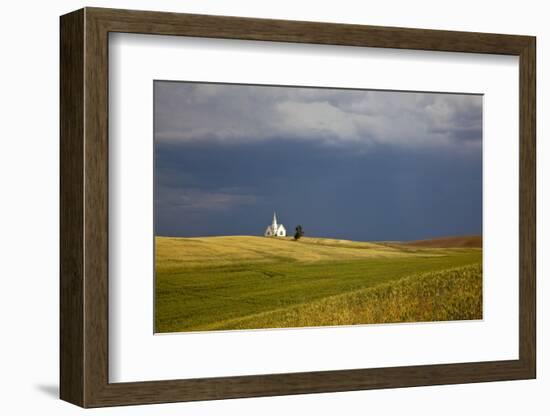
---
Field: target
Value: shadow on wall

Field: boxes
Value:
[35,384,58,399]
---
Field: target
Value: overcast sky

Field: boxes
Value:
[154,81,482,241]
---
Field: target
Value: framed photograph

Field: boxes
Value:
[60,7,536,407]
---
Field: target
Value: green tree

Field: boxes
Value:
[294,225,304,240]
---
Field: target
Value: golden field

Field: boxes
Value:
[155,236,482,332]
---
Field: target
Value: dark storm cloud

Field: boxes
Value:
[154,81,482,240]
[154,82,482,149]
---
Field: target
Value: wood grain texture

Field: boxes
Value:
[59,8,84,407]
[59,7,537,408]
[83,10,110,406]
[88,7,532,54]
[519,38,537,375]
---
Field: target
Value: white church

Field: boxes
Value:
[264,212,287,237]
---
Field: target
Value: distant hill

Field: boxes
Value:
[399,235,482,248]
[155,235,415,272]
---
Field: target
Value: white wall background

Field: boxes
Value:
[0,0,545,414]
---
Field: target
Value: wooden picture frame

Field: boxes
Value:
[60,7,536,408]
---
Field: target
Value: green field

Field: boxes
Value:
[155,236,482,333]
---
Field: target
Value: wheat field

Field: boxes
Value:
[155,236,482,333]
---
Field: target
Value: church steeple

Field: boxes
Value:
[264,211,286,237]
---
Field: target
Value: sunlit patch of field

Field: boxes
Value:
[155,236,482,333]
[156,236,466,271]
[206,264,482,330]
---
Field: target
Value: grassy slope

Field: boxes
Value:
[155,236,482,332]
[207,264,482,330]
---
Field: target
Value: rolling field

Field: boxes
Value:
[155,236,482,333]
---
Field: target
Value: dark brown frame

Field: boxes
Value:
[60,7,536,408]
